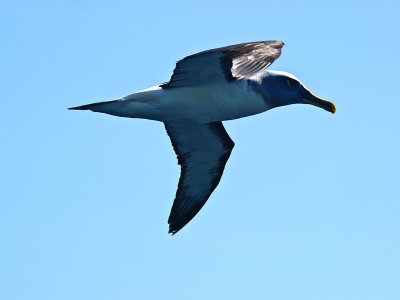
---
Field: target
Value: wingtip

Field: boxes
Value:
[274,40,285,48]
[168,224,180,235]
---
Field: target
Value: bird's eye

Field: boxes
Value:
[286,78,297,86]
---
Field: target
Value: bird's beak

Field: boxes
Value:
[301,85,336,114]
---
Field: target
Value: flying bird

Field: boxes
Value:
[69,40,336,234]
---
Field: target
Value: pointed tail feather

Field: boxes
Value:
[68,100,118,111]
[68,96,160,119]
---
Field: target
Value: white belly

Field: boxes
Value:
[121,80,270,124]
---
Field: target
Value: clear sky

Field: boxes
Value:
[1,1,399,299]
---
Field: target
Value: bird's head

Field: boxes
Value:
[260,71,336,113]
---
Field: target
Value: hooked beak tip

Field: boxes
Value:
[301,87,336,114]
[330,103,336,114]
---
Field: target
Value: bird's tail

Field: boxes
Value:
[69,95,161,120]
[68,99,133,118]
[68,100,119,111]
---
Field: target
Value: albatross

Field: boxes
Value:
[69,40,336,234]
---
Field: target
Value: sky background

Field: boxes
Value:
[1,1,399,299]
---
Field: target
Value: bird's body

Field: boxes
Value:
[70,41,336,234]
[86,71,272,124]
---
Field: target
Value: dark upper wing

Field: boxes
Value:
[165,122,235,234]
[161,40,284,88]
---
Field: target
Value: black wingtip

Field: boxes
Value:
[167,201,207,236]
[168,220,189,235]
[168,224,180,235]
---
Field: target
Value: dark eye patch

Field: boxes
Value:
[286,78,297,86]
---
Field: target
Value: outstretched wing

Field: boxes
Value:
[161,40,284,88]
[165,122,235,234]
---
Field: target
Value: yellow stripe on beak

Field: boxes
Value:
[301,87,336,114]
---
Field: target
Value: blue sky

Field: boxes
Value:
[1,1,399,299]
